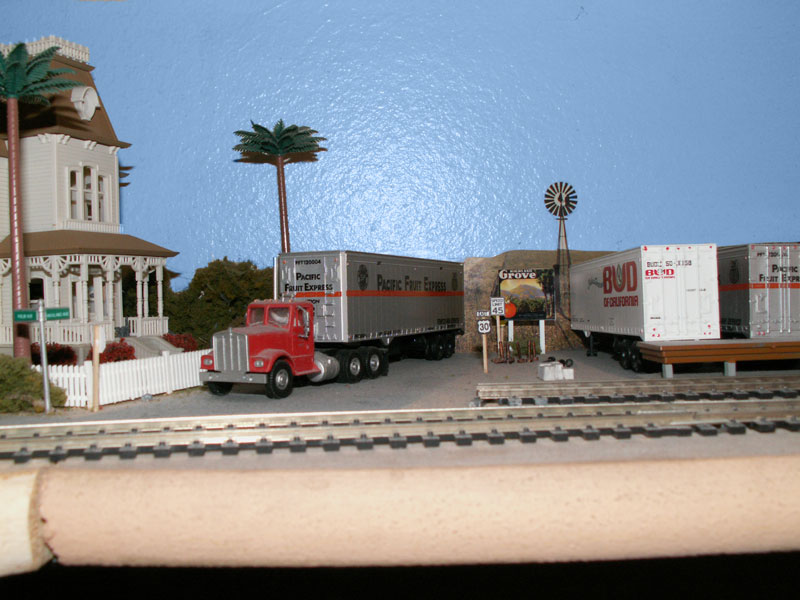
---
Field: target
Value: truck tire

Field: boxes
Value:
[426,335,445,361]
[362,347,383,379]
[618,339,634,370]
[267,360,294,399]
[337,350,364,383]
[443,334,456,358]
[207,382,233,396]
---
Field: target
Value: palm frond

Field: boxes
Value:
[25,46,60,82]
[0,43,77,100]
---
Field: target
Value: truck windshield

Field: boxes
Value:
[248,307,265,325]
[267,307,290,328]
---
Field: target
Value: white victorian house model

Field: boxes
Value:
[0,37,177,356]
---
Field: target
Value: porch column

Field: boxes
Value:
[143,270,150,318]
[80,262,89,323]
[105,269,114,325]
[115,278,123,329]
[136,270,144,319]
[156,264,164,318]
[92,275,104,320]
[52,278,61,308]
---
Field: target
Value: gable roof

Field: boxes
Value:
[0,38,130,148]
[0,231,177,259]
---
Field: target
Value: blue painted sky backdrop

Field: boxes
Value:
[3,1,799,289]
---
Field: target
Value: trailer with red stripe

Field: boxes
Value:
[200,251,464,398]
[717,243,800,338]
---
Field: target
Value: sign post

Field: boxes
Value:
[15,305,70,413]
[37,305,52,413]
[490,297,504,355]
[477,311,491,374]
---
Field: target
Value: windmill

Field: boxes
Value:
[544,182,578,268]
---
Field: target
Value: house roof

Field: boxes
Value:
[0,45,130,149]
[0,230,178,259]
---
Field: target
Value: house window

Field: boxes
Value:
[69,170,79,219]
[83,166,94,220]
[98,176,107,222]
[67,166,112,222]
[29,278,44,302]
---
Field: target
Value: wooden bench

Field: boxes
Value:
[637,338,800,378]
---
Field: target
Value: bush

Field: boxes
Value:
[89,339,136,363]
[163,332,199,352]
[31,342,77,366]
[0,355,67,413]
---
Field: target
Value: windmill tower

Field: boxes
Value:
[544,182,578,317]
[544,181,577,267]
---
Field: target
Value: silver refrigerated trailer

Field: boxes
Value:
[718,243,800,338]
[276,250,465,349]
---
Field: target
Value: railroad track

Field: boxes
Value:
[474,375,800,406]
[2,393,799,463]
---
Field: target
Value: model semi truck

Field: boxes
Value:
[570,244,720,371]
[717,243,800,338]
[199,251,465,398]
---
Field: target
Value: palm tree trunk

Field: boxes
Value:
[275,156,290,253]
[6,97,31,359]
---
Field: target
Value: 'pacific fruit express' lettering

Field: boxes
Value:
[284,272,333,293]
[377,274,448,292]
[760,264,800,283]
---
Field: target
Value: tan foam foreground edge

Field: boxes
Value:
[3,455,799,573]
[0,471,52,576]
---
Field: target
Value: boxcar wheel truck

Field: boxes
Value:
[200,251,465,398]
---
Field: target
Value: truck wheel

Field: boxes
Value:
[207,382,233,396]
[426,335,444,361]
[618,339,634,370]
[267,360,294,399]
[338,350,363,383]
[443,334,456,358]
[363,348,383,379]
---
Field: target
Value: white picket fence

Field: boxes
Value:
[36,350,206,408]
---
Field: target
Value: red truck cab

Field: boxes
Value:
[199,300,319,398]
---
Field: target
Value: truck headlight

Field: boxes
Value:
[253,359,265,369]
[201,356,214,369]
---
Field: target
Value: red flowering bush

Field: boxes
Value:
[90,338,137,363]
[31,342,77,366]
[163,332,199,352]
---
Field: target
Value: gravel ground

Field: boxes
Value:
[2,349,800,426]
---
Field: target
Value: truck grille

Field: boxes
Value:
[212,329,249,373]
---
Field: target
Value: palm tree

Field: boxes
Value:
[1,43,80,358]
[233,120,326,253]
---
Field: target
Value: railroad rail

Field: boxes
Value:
[2,394,799,463]
[474,375,800,406]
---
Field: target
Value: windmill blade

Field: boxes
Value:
[544,182,578,218]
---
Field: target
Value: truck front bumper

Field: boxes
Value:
[200,371,268,385]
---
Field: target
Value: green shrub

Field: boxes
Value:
[0,355,67,413]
